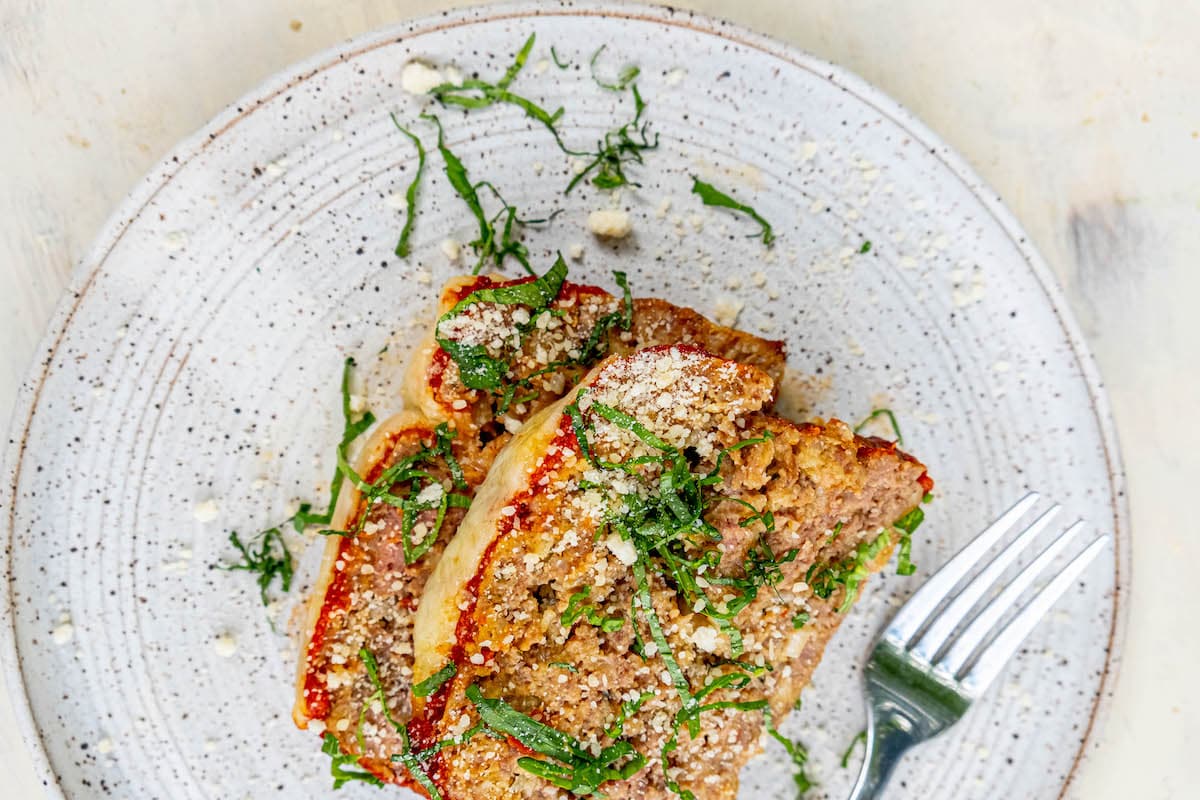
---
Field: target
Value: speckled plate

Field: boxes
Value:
[0,3,1128,799]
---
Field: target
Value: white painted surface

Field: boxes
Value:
[0,1,1195,798]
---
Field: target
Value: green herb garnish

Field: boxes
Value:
[567,84,658,193]
[466,684,647,795]
[806,530,892,613]
[428,35,573,154]
[223,358,373,605]
[892,506,925,576]
[841,729,867,768]
[293,357,377,532]
[605,690,655,738]
[223,527,293,605]
[853,407,903,446]
[551,45,571,69]
[589,44,640,91]
[575,270,633,363]
[321,733,384,789]
[561,586,626,633]
[765,710,814,796]
[390,114,426,258]
[359,647,451,798]
[859,240,872,254]
[690,176,775,246]
[632,557,701,735]
[339,422,472,563]
[422,112,495,273]
[549,661,579,672]
[434,255,568,391]
[413,661,457,698]
[791,612,810,630]
[446,254,568,315]
[578,400,790,658]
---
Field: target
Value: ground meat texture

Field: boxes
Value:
[415,347,931,800]
[414,274,788,441]
[298,276,788,787]
[295,423,491,785]
[620,297,786,387]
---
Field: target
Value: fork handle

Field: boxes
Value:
[848,712,914,800]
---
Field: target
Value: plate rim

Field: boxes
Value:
[0,2,1130,797]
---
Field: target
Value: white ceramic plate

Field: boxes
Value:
[1,3,1128,798]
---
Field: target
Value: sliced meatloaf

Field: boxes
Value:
[410,345,931,800]
[294,262,789,790]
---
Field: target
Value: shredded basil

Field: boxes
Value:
[892,506,924,576]
[589,44,640,91]
[222,527,293,606]
[841,729,867,769]
[466,684,647,795]
[447,255,568,315]
[605,690,655,738]
[567,84,658,193]
[343,422,472,563]
[359,648,449,797]
[765,710,814,796]
[434,255,569,391]
[853,407,903,446]
[428,34,574,154]
[690,176,775,246]
[223,358,375,605]
[413,661,457,698]
[389,114,425,258]
[806,531,892,613]
[321,733,384,789]
[291,358,377,532]
[561,586,625,633]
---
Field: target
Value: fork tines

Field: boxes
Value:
[881,492,1109,696]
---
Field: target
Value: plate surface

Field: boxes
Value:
[0,3,1127,798]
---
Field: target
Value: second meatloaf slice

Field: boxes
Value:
[411,345,932,800]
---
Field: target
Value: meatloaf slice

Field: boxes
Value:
[295,262,788,789]
[410,345,931,800]
[403,263,786,443]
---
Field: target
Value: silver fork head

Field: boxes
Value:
[849,495,1109,800]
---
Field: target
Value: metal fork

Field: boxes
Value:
[849,493,1109,798]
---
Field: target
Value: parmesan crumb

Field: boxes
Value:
[213,633,238,658]
[52,622,74,645]
[604,534,637,566]
[192,498,219,523]
[712,299,744,327]
[400,62,446,95]
[690,626,721,653]
[587,210,633,239]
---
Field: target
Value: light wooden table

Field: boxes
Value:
[2,1,1197,797]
